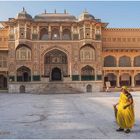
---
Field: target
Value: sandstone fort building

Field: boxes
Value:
[0,8,140,93]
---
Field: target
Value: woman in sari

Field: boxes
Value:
[114,86,135,133]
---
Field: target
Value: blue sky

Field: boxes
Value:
[0,1,140,28]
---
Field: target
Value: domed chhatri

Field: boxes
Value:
[16,7,32,20]
[79,10,95,21]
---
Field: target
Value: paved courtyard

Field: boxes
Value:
[0,92,140,139]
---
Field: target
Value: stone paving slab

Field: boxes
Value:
[0,92,140,139]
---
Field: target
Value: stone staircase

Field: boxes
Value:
[31,82,83,94]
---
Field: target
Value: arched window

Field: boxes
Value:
[45,49,67,64]
[134,56,140,67]
[62,29,71,40]
[104,56,116,67]
[80,45,95,61]
[119,56,131,67]
[135,73,140,86]
[120,73,131,86]
[104,73,117,87]
[17,66,31,82]
[51,28,60,40]
[81,65,95,81]
[16,45,31,60]
[40,28,49,40]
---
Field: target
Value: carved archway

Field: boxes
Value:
[17,66,31,82]
[51,67,62,81]
[44,49,68,80]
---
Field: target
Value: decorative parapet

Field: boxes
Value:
[104,28,140,31]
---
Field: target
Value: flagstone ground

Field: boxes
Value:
[0,92,140,139]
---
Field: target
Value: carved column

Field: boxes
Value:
[83,24,86,39]
[131,72,135,87]
[117,71,120,87]
[48,25,51,40]
[78,26,80,40]
[60,25,62,40]
[131,57,134,67]
[71,25,73,40]
[90,24,92,39]
[95,69,97,81]
[25,23,27,39]
[116,57,119,67]
[37,26,40,40]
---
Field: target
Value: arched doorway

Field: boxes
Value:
[104,73,117,87]
[51,67,62,81]
[20,85,25,93]
[135,73,140,86]
[17,66,31,82]
[86,84,92,92]
[44,49,68,79]
[23,72,29,82]
[120,73,131,86]
[81,65,95,81]
[0,75,7,89]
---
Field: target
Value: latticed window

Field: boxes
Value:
[19,28,25,39]
[45,49,67,64]
[80,45,95,61]
[17,66,31,82]
[81,65,95,81]
[16,46,31,60]
[81,65,94,75]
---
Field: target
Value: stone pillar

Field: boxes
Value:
[83,24,85,39]
[69,62,72,78]
[48,25,51,40]
[37,26,40,40]
[71,26,73,40]
[131,57,134,67]
[77,26,80,40]
[95,69,97,81]
[60,25,62,40]
[18,23,20,39]
[131,73,135,87]
[116,57,119,67]
[90,24,92,39]
[117,72,120,87]
[25,23,27,39]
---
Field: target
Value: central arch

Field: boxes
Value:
[51,67,62,81]
[17,66,31,82]
[44,49,68,81]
